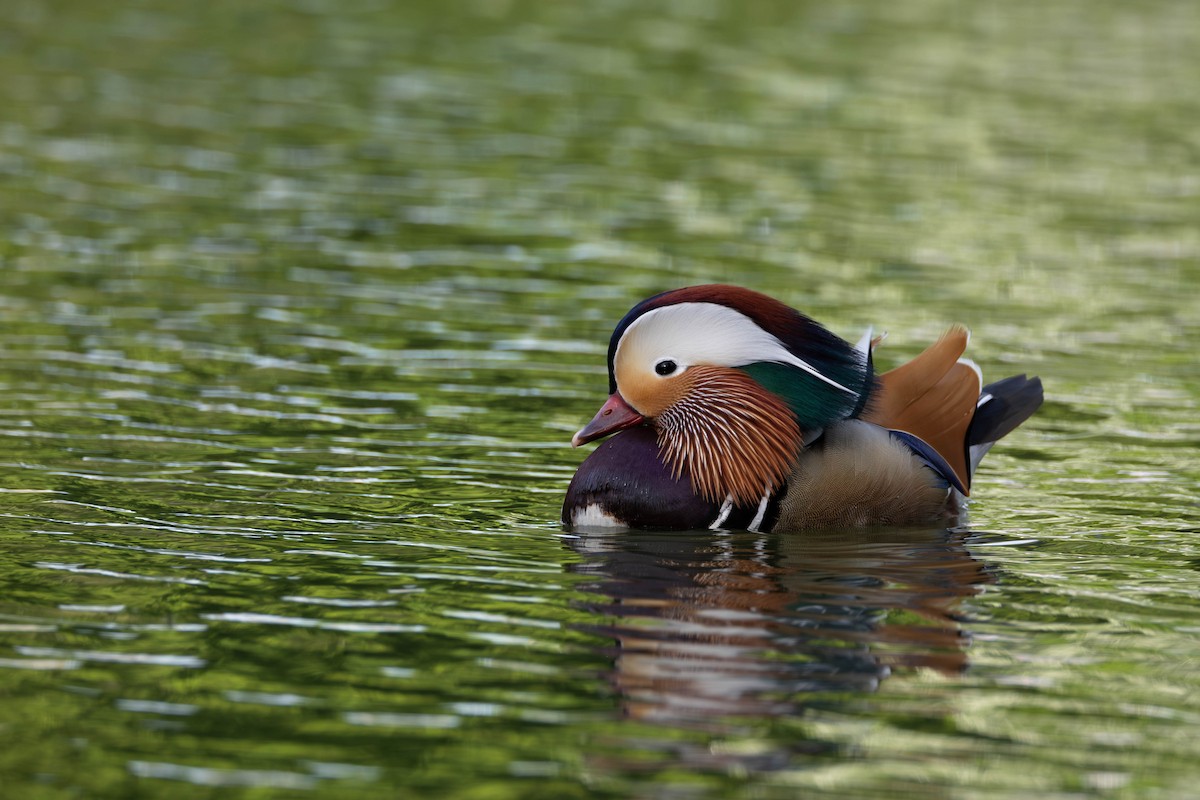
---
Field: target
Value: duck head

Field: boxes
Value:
[572,285,877,506]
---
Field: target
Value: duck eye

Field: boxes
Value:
[654,359,678,376]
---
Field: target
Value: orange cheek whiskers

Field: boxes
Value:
[654,368,802,506]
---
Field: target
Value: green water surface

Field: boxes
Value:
[1,0,1198,798]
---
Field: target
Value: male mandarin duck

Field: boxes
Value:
[562,284,1042,531]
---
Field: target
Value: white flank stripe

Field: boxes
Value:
[709,496,735,530]
[747,494,771,532]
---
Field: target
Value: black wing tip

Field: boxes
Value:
[968,374,1044,448]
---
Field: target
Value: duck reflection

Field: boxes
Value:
[568,527,993,724]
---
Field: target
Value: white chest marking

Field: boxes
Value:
[571,504,624,529]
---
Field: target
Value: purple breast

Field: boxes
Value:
[562,427,723,530]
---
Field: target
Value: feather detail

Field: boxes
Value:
[861,326,978,493]
[854,326,874,354]
[888,430,967,495]
[864,326,969,422]
[775,421,954,529]
[655,366,802,506]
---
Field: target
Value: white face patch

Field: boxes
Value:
[614,302,854,394]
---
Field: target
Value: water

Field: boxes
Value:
[1,0,1198,797]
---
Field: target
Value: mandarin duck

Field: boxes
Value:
[562,285,1042,531]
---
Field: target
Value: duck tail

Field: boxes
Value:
[966,375,1044,476]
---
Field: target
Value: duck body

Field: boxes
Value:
[562,285,1043,532]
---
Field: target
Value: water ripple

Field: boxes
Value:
[127,761,317,790]
[16,646,205,668]
[201,613,423,634]
[34,561,208,586]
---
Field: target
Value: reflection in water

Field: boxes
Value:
[569,528,994,726]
